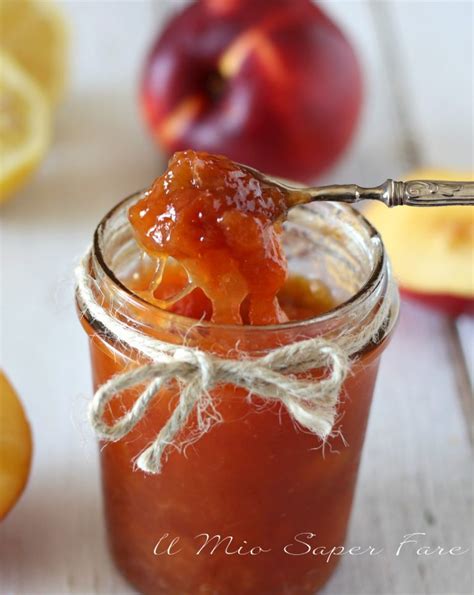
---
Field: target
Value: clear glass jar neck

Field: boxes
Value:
[83,192,399,356]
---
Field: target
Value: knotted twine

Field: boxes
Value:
[75,247,394,474]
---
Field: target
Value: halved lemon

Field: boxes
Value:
[0,371,32,520]
[0,51,50,202]
[0,0,68,104]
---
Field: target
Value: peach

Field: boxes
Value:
[365,170,473,316]
[141,0,362,182]
[0,371,32,520]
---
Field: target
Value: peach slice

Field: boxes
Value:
[365,170,473,316]
[0,371,32,520]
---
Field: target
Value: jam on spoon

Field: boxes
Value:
[129,150,313,325]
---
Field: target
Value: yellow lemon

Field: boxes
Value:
[0,0,68,104]
[0,51,50,202]
[0,371,32,520]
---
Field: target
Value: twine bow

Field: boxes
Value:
[75,248,393,474]
[89,339,349,474]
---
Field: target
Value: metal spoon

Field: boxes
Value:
[241,164,474,207]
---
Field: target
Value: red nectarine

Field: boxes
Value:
[141,0,362,182]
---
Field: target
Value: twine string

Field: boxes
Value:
[75,247,393,474]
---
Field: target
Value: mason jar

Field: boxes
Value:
[76,193,399,595]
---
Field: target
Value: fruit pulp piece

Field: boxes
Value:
[0,51,51,202]
[129,150,297,325]
[277,274,336,320]
[0,371,32,520]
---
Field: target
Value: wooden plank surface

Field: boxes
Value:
[0,2,472,594]
[326,302,473,595]
[323,3,473,593]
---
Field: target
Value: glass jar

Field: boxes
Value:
[77,192,398,595]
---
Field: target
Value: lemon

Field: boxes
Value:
[0,371,32,520]
[0,0,68,104]
[0,51,50,202]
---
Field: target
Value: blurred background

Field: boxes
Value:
[0,1,472,594]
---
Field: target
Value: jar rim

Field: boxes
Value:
[92,191,389,333]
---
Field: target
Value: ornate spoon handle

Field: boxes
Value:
[236,161,473,207]
[305,179,474,207]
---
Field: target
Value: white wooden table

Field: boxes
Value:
[0,2,472,594]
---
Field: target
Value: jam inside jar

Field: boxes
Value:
[78,195,398,595]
